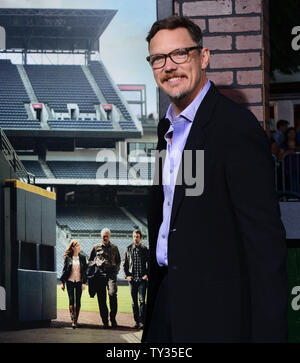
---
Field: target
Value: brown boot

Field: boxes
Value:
[69,306,76,328]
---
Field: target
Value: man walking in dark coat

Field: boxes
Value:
[123,229,149,329]
[89,228,121,329]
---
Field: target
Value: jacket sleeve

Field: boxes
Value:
[88,246,96,262]
[145,246,149,276]
[225,111,288,342]
[81,254,88,284]
[60,257,68,283]
[115,247,121,273]
[123,247,129,278]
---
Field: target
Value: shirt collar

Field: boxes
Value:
[165,80,211,124]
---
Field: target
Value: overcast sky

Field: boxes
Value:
[0,0,158,115]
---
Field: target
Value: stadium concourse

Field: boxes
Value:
[0,8,157,334]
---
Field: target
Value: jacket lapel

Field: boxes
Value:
[169,83,221,229]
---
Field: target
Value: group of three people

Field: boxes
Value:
[60,228,148,330]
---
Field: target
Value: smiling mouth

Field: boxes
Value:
[164,75,186,84]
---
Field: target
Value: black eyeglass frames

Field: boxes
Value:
[146,45,202,69]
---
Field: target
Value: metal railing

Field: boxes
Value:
[0,128,35,184]
[273,152,300,196]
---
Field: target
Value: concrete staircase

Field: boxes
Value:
[82,65,122,131]
[17,65,38,103]
[39,160,55,178]
[119,206,147,236]
[81,65,107,104]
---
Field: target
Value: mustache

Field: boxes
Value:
[162,73,186,82]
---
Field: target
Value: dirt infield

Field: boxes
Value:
[0,310,143,343]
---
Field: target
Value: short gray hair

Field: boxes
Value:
[101,228,111,237]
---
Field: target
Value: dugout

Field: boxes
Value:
[1,180,56,326]
[0,131,56,327]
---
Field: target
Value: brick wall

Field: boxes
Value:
[174,0,270,128]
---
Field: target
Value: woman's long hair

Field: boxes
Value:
[63,240,79,259]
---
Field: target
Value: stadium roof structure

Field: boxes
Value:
[0,8,117,53]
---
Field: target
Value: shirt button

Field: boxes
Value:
[167,201,170,206]
[170,169,173,173]
[162,234,166,239]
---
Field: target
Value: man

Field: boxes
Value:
[89,228,120,328]
[273,120,289,147]
[123,229,149,329]
[142,16,287,343]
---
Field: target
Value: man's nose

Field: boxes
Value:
[164,55,177,71]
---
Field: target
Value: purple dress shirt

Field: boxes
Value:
[156,80,211,266]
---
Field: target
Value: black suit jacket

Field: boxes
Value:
[142,83,288,343]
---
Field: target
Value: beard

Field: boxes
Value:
[168,90,189,102]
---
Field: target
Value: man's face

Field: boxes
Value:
[149,27,209,112]
[133,232,141,246]
[102,231,110,245]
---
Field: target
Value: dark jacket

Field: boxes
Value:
[60,252,87,284]
[123,243,149,278]
[88,242,121,274]
[142,83,288,343]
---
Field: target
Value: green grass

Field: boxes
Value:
[57,284,133,314]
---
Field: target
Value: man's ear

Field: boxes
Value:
[201,48,210,70]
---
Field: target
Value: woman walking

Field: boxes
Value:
[60,240,87,328]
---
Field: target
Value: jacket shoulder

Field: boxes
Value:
[63,255,71,262]
[110,242,120,250]
[79,252,87,260]
[217,91,259,128]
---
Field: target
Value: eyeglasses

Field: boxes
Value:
[146,46,202,69]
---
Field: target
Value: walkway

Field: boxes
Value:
[0,310,143,343]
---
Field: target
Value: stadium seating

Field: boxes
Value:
[47,161,105,179]
[0,59,41,129]
[126,206,147,226]
[56,205,136,232]
[129,162,153,180]
[22,160,47,178]
[19,160,154,181]
[56,240,66,280]
[47,161,135,180]
[24,64,99,113]
[88,61,138,130]
[47,119,114,130]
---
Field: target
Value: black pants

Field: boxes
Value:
[129,279,147,324]
[66,281,82,307]
[96,273,117,325]
[146,270,173,343]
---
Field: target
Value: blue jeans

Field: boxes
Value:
[129,279,147,324]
